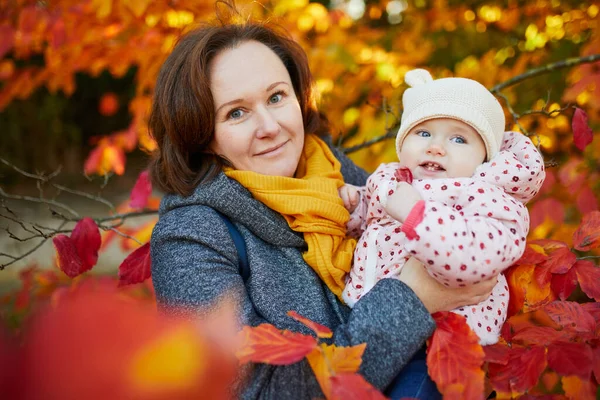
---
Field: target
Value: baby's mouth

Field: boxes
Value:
[419,161,445,172]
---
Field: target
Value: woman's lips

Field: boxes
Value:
[255,140,288,156]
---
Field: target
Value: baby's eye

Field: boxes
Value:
[227,108,245,120]
[451,136,467,144]
[268,92,284,104]
[416,130,431,137]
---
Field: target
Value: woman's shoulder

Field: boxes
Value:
[152,203,223,239]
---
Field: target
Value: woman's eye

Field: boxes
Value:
[269,92,284,104]
[416,130,431,137]
[451,136,466,144]
[228,109,244,120]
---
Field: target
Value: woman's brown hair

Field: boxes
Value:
[147,17,325,197]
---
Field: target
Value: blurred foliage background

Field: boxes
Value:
[0,0,598,238]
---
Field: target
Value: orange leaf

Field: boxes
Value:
[562,375,598,400]
[330,373,387,400]
[547,342,593,379]
[287,311,333,339]
[506,263,554,315]
[544,301,596,333]
[428,312,485,400]
[123,0,151,17]
[572,211,600,251]
[99,92,119,116]
[574,260,600,301]
[236,324,317,365]
[572,107,594,151]
[52,235,85,278]
[118,242,152,287]
[71,217,101,272]
[306,343,367,398]
[129,170,152,209]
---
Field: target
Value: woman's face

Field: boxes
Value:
[209,41,305,177]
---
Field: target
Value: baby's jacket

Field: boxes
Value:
[343,131,545,345]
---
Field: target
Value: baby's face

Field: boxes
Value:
[398,118,486,179]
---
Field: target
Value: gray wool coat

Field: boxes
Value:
[150,144,436,399]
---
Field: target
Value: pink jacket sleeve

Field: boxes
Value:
[402,181,529,287]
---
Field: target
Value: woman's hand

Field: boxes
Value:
[398,257,497,313]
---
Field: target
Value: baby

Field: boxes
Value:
[340,69,545,345]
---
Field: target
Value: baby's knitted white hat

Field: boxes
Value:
[395,69,506,161]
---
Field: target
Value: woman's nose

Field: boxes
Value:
[255,108,281,138]
[426,142,446,156]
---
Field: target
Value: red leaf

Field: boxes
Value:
[516,244,547,265]
[576,185,599,215]
[483,343,510,365]
[582,303,600,323]
[488,346,547,394]
[394,167,413,183]
[428,312,485,399]
[547,342,593,379]
[550,267,578,301]
[512,326,566,346]
[15,267,35,311]
[572,211,600,251]
[236,324,317,365]
[544,301,596,332]
[0,25,15,59]
[71,217,101,272]
[129,170,152,209]
[118,243,151,286]
[541,247,576,274]
[574,260,600,301]
[287,311,332,339]
[592,346,600,383]
[572,107,594,151]
[510,345,547,393]
[329,373,387,400]
[529,198,565,231]
[53,235,85,278]
[50,18,66,49]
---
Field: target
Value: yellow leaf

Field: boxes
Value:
[306,343,366,398]
[129,326,207,392]
[123,0,150,17]
[92,0,112,19]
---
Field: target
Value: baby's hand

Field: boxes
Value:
[384,182,422,222]
[339,184,360,213]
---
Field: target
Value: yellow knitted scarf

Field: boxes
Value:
[224,134,356,300]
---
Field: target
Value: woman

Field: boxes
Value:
[148,16,496,400]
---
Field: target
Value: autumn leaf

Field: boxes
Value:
[0,25,14,59]
[592,346,600,383]
[123,0,151,17]
[53,235,85,278]
[394,167,413,183]
[544,301,596,333]
[306,343,367,398]
[574,260,600,301]
[511,326,566,346]
[118,242,152,287]
[489,345,547,395]
[550,267,578,301]
[236,323,317,365]
[572,107,594,151]
[547,342,593,379]
[576,185,599,215]
[287,311,333,339]
[572,210,600,251]
[533,244,576,287]
[562,375,598,400]
[329,373,387,400]
[427,312,485,400]
[129,170,152,209]
[483,343,510,365]
[515,243,547,265]
[70,217,101,271]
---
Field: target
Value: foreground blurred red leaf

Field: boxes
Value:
[544,301,596,332]
[287,310,332,338]
[118,242,151,286]
[330,373,387,400]
[547,342,593,379]
[572,107,594,151]
[71,217,101,271]
[129,170,152,209]
[572,211,600,251]
[428,312,484,400]
[53,235,85,278]
[574,260,600,301]
[236,323,317,365]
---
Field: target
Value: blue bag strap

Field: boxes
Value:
[215,210,250,282]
